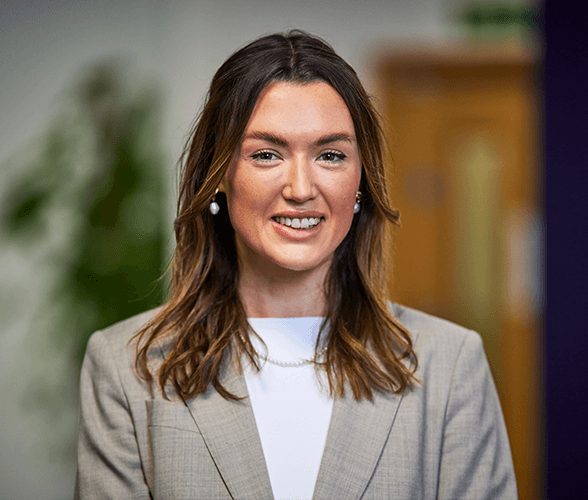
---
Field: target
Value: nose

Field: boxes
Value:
[282,156,317,203]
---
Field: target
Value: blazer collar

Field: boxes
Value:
[184,371,407,500]
[172,303,418,500]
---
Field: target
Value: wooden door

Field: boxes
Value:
[377,40,542,500]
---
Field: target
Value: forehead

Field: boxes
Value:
[244,81,355,138]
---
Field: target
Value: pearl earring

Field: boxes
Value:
[353,190,362,214]
[209,188,220,215]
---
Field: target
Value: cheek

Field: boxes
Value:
[334,177,361,233]
[332,190,358,234]
[224,168,255,212]
[335,177,360,210]
[226,189,255,233]
[340,203,356,232]
[224,176,271,240]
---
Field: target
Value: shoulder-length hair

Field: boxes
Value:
[134,30,418,401]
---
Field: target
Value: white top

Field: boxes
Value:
[244,317,333,500]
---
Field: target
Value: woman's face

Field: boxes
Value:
[222,81,361,278]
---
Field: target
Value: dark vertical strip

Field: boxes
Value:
[545,1,588,497]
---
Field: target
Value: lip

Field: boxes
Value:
[271,216,323,240]
[271,211,325,219]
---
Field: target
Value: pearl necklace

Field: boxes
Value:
[259,345,328,368]
[243,332,327,367]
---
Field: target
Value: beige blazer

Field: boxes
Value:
[74,304,517,499]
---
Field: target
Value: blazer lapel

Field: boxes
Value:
[313,308,419,500]
[312,388,405,500]
[183,361,274,500]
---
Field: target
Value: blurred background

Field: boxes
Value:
[1,1,580,499]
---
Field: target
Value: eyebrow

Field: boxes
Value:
[243,131,355,148]
[315,133,354,147]
[244,131,289,148]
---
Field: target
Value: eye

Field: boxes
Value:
[318,150,347,163]
[251,150,280,162]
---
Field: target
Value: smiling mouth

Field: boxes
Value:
[272,216,323,229]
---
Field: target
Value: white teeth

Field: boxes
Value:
[273,216,322,229]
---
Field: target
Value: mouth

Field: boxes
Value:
[272,216,323,230]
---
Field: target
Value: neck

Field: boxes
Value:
[238,260,329,318]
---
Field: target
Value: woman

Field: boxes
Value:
[75,31,517,499]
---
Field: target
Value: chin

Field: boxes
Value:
[270,255,331,274]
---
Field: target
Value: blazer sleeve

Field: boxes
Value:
[74,330,151,499]
[437,331,518,500]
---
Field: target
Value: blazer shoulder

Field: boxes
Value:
[82,307,164,384]
[90,307,163,350]
[81,307,165,405]
[391,302,482,358]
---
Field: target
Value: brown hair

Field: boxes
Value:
[134,30,418,401]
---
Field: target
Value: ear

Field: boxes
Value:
[218,178,227,193]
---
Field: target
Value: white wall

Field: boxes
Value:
[0,1,449,498]
[159,0,447,161]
